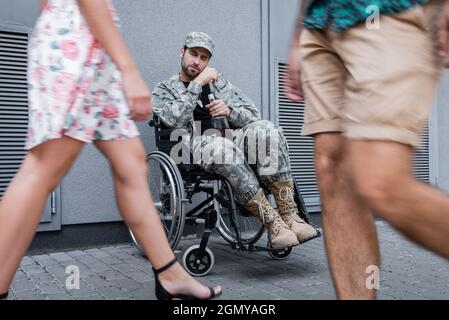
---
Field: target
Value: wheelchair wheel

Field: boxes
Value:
[267,241,293,260]
[129,152,185,254]
[216,180,264,245]
[182,245,215,277]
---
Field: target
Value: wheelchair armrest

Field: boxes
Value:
[149,116,176,130]
[148,117,164,129]
[149,119,164,129]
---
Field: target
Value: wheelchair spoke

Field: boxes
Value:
[143,154,185,250]
[161,222,170,235]
[217,181,264,245]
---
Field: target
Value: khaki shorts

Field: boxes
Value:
[300,0,443,146]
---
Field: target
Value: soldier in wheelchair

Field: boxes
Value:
[151,32,318,252]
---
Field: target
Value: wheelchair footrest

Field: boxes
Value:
[228,243,272,253]
[298,229,322,245]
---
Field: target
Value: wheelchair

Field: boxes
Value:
[129,116,321,276]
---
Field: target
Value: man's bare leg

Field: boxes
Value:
[348,140,449,258]
[315,133,380,299]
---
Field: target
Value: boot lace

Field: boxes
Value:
[253,195,283,235]
[278,186,303,224]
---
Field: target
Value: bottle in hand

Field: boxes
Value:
[208,83,230,135]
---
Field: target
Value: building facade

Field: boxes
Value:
[0,0,447,250]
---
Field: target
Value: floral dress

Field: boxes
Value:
[25,0,139,150]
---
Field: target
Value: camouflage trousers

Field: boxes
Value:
[191,120,292,205]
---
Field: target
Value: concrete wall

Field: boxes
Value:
[435,72,449,194]
[266,0,300,122]
[268,0,299,62]
[0,0,40,29]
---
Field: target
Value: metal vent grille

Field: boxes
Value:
[0,30,28,198]
[413,122,430,183]
[276,61,319,208]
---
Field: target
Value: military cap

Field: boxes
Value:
[184,31,215,56]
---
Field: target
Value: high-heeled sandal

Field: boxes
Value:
[0,291,8,300]
[153,257,221,300]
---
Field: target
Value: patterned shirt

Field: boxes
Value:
[303,0,429,31]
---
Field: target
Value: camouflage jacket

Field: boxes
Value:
[152,74,261,131]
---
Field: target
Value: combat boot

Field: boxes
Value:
[271,179,317,243]
[244,189,299,249]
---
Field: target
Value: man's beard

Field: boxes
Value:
[181,60,200,79]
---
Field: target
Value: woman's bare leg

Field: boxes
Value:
[0,136,85,293]
[94,138,221,299]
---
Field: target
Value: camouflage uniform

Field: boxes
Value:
[152,33,293,205]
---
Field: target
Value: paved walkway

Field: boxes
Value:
[5,221,449,300]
